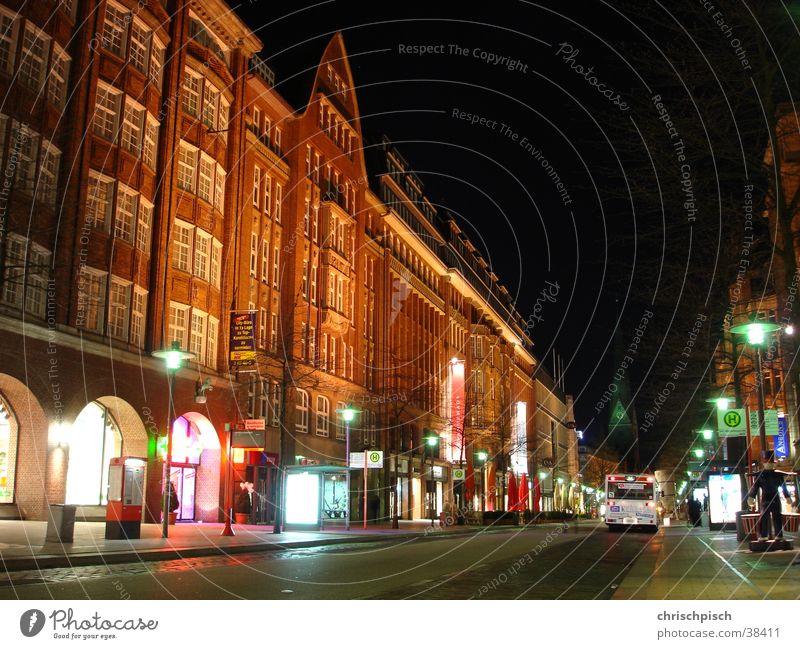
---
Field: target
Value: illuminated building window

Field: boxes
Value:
[198,153,214,203]
[114,186,137,243]
[78,268,107,334]
[168,302,189,349]
[207,316,219,369]
[202,83,218,128]
[182,70,200,116]
[107,277,131,340]
[335,402,346,440]
[295,389,309,433]
[270,313,278,352]
[136,199,153,254]
[211,240,222,288]
[130,287,147,347]
[39,141,60,208]
[173,221,192,272]
[177,142,196,191]
[47,45,70,108]
[190,309,207,361]
[101,3,127,56]
[142,118,158,169]
[19,23,48,90]
[129,19,150,73]
[149,39,165,87]
[253,166,261,208]
[86,173,114,231]
[0,11,17,75]
[316,395,329,437]
[92,85,119,141]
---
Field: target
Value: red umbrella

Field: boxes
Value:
[465,452,475,502]
[518,473,529,512]
[507,471,518,512]
[532,477,541,513]
[486,463,496,511]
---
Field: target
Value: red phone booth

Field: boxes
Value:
[105,456,146,540]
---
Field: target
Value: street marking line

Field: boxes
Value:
[693,535,768,599]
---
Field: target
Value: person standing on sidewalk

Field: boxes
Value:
[747,455,796,541]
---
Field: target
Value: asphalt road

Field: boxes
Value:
[0,522,656,600]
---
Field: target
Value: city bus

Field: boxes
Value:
[604,474,659,532]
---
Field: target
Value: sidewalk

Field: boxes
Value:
[613,523,800,599]
[0,518,540,572]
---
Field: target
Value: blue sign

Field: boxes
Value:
[775,416,789,459]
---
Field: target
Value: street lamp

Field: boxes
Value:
[730,315,782,463]
[423,430,440,526]
[152,341,195,539]
[336,404,359,531]
[475,449,488,515]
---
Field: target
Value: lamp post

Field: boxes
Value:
[475,449,488,516]
[730,316,782,463]
[337,404,359,531]
[423,430,439,526]
[152,341,195,539]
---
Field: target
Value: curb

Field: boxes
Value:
[0,521,588,573]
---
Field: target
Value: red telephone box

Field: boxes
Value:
[104,456,146,540]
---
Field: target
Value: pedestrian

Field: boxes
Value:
[748,454,796,541]
[687,497,701,527]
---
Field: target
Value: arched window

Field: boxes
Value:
[0,395,18,503]
[66,401,122,505]
[295,389,309,433]
[316,395,329,437]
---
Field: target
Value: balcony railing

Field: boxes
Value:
[249,54,276,88]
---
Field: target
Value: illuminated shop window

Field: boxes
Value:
[65,402,122,505]
[0,396,17,503]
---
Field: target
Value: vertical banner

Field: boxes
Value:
[450,359,465,461]
[511,401,527,475]
[229,311,257,370]
[776,415,789,459]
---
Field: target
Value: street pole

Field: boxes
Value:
[345,418,351,531]
[161,367,176,539]
[363,449,368,530]
[756,345,768,460]
[430,452,435,528]
[221,424,234,536]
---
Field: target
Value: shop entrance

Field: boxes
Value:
[250,464,277,524]
[169,465,196,522]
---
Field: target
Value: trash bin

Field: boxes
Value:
[46,504,76,543]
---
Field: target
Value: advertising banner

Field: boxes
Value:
[708,473,741,525]
[450,360,465,460]
[229,311,257,369]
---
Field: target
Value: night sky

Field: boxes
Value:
[231,1,792,456]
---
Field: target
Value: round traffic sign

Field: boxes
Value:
[723,411,741,428]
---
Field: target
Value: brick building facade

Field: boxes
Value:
[0,0,571,524]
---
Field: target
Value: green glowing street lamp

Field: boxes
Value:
[730,315,782,461]
[152,341,195,539]
[692,448,705,459]
[700,429,713,441]
[422,430,440,525]
[474,449,489,514]
[335,403,360,530]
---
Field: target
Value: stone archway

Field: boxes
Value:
[173,412,220,522]
[0,373,48,520]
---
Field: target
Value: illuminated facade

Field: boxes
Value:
[0,1,549,524]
